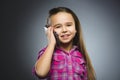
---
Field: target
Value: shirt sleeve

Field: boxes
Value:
[32,47,46,78]
[37,48,46,60]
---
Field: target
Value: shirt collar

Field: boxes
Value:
[55,45,79,54]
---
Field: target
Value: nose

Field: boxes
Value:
[62,26,67,33]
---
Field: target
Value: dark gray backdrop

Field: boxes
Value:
[1,0,120,80]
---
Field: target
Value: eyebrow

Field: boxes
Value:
[66,22,73,24]
[53,24,62,27]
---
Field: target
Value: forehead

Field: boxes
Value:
[49,12,75,25]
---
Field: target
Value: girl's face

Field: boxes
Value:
[49,12,76,44]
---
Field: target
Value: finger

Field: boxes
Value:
[47,27,51,35]
[50,26,53,33]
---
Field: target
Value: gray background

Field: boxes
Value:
[1,0,120,80]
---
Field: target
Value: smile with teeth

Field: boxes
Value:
[61,34,70,39]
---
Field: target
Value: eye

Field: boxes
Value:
[66,22,73,27]
[66,24,72,27]
[55,25,61,28]
[67,24,71,26]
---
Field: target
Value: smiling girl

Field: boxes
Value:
[33,7,96,80]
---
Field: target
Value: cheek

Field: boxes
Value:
[73,30,77,36]
[73,26,77,33]
[75,29,77,34]
[69,27,77,34]
[53,29,61,35]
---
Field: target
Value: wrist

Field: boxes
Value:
[48,41,56,46]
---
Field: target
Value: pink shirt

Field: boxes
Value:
[33,46,88,80]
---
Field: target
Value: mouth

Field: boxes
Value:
[60,34,70,39]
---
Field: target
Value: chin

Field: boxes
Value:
[60,40,72,44]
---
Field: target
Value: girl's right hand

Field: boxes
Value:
[46,26,56,45]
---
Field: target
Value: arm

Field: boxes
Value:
[35,27,56,77]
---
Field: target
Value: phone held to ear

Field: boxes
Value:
[44,26,60,45]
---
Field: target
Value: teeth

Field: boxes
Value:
[61,34,69,37]
[64,35,68,37]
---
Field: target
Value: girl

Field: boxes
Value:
[33,7,96,80]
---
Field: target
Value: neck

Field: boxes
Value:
[59,42,73,53]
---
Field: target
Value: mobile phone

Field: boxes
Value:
[53,31,60,46]
[44,26,60,46]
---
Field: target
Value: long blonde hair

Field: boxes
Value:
[47,7,96,80]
